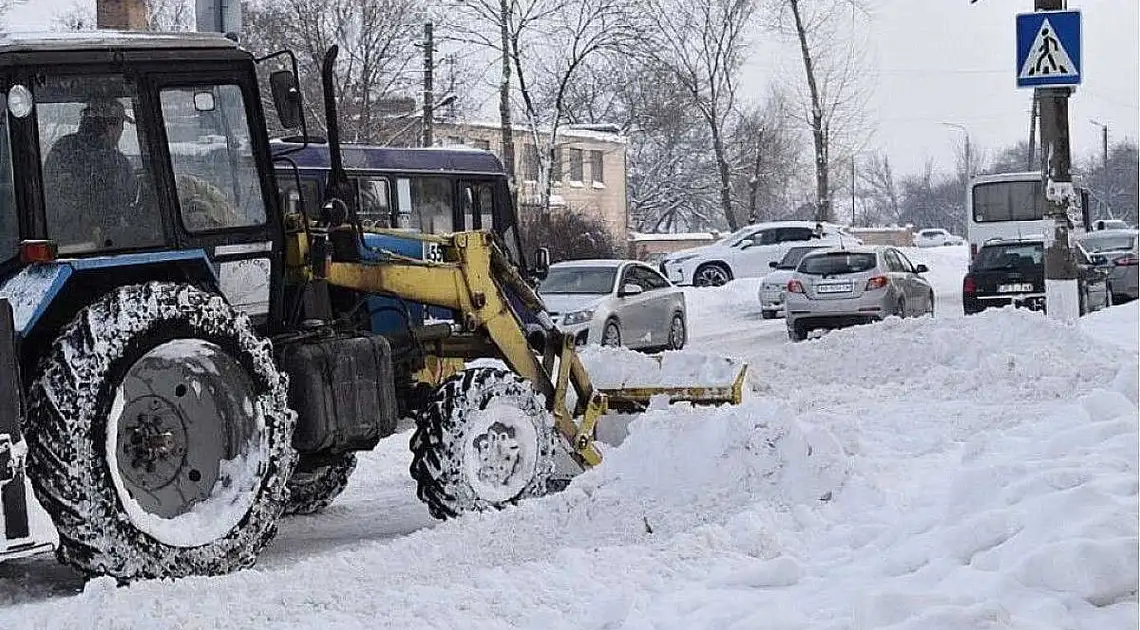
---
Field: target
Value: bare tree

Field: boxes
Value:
[643,0,756,231]
[52,0,193,31]
[765,0,871,223]
[729,92,802,225]
[243,0,425,144]
[509,0,636,214]
[857,152,901,226]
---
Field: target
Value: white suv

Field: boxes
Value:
[660,221,859,286]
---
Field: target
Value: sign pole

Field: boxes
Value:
[1034,0,1080,320]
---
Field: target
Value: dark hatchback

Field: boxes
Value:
[963,237,1110,315]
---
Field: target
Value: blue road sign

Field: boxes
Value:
[1016,10,1081,88]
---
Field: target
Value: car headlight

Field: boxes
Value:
[666,254,698,265]
[562,310,595,326]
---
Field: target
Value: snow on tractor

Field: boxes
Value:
[0,32,747,582]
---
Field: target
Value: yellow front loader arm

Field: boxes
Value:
[290,225,744,468]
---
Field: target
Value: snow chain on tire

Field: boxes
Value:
[409,368,557,520]
[284,453,358,516]
[24,282,296,581]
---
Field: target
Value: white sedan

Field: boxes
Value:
[538,259,687,350]
[914,228,965,248]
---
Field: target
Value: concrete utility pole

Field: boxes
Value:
[1090,119,1111,219]
[1036,0,1080,322]
[196,0,242,35]
[96,0,147,29]
[421,23,434,148]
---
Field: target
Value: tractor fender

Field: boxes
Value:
[0,250,218,341]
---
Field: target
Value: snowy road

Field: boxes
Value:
[2,245,1136,630]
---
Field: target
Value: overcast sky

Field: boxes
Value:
[5,0,1138,178]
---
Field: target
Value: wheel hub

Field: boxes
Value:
[463,403,539,503]
[119,395,188,491]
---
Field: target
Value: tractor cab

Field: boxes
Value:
[0,31,285,334]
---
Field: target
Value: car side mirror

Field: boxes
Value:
[619,283,643,297]
[915,264,929,273]
[738,238,755,250]
[270,70,305,129]
[1090,254,1108,266]
[768,261,779,268]
[533,247,550,280]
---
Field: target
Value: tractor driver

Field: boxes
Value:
[42,98,140,249]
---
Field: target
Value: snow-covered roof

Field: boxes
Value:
[0,31,239,53]
[439,120,627,145]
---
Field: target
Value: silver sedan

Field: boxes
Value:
[538,260,688,350]
[785,246,935,341]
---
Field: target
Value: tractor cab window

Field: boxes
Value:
[160,84,265,232]
[0,94,17,261]
[37,75,162,254]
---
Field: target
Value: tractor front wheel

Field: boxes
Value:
[409,368,557,520]
[24,282,296,581]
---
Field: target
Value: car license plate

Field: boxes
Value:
[998,283,1034,293]
[816,283,852,294]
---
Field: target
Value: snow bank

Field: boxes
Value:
[760,305,1133,404]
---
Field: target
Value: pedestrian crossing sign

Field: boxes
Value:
[1017,10,1081,88]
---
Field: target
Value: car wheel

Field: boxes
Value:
[760,310,776,320]
[601,319,622,347]
[787,322,807,342]
[666,313,686,350]
[693,263,732,287]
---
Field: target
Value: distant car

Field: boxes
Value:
[962,237,1110,315]
[659,221,861,287]
[757,245,831,319]
[1093,219,1132,232]
[538,259,687,350]
[785,246,935,341]
[1077,229,1138,303]
[914,228,965,248]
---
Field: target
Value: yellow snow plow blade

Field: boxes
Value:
[580,350,749,413]
[599,369,748,412]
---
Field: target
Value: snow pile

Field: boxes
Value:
[760,305,1132,403]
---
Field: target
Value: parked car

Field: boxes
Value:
[537,259,687,350]
[785,246,935,341]
[1078,229,1138,303]
[757,244,832,319]
[962,237,1110,315]
[659,221,860,287]
[914,228,965,248]
[1093,219,1133,232]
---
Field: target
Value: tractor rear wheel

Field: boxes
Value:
[409,368,557,520]
[24,282,295,581]
[284,453,357,515]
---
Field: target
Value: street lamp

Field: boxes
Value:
[941,122,971,179]
[1089,119,1111,219]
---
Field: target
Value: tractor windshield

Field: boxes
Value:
[0,93,17,262]
[37,74,163,254]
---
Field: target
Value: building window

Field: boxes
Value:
[522,144,539,182]
[550,148,562,183]
[569,148,583,182]
[446,136,464,146]
[590,150,604,184]
[473,138,491,151]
